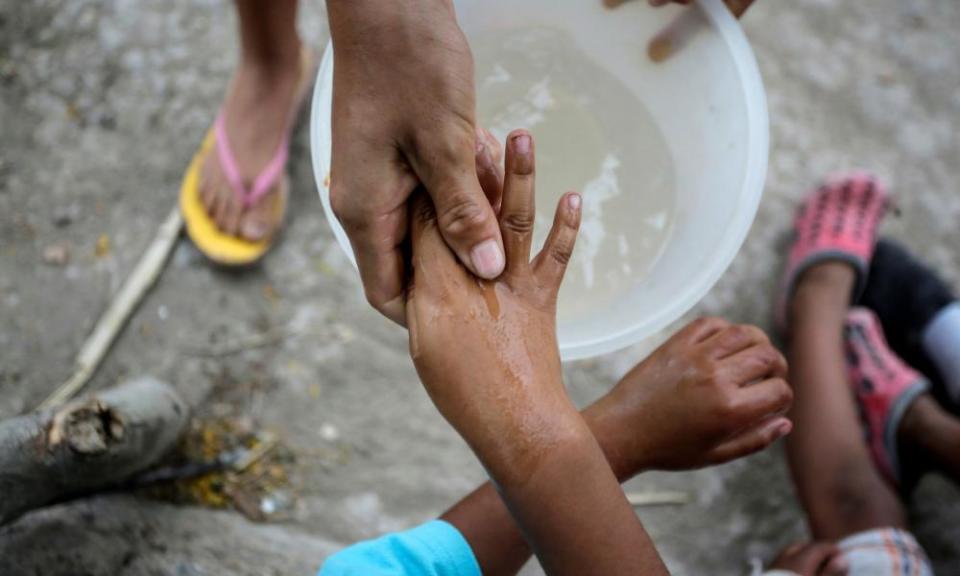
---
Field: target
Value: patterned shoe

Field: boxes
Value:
[862,238,958,409]
[775,172,889,334]
[845,307,929,486]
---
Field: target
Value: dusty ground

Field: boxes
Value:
[2,0,960,574]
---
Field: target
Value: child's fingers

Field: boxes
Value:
[718,344,788,385]
[702,323,771,360]
[533,192,582,290]
[708,416,791,464]
[500,130,537,273]
[673,317,730,345]
[732,377,794,425]
[822,550,851,576]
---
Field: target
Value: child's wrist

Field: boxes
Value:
[467,397,594,490]
[583,394,649,481]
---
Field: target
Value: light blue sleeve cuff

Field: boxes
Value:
[319,519,482,576]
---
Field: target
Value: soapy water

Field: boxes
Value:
[474,27,676,322]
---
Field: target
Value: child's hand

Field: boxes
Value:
[586,318,793,477]
[406,130,582,469]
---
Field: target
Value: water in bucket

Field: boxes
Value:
[474,26,677,323]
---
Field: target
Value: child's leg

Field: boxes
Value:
[863,239,960,405]
[786,263,907,540]
[901,394,960,483]
[198,0,303,240]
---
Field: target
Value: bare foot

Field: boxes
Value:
[199,51,303,241]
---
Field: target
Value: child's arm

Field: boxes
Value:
[442,317,792,575]
[319,317,792,575]
[406,130,660,574]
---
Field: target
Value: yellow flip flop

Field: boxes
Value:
[179,48,315,266]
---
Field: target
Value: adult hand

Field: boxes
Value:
[586,317,794,476]
[326,0,504,324]
[770,541,849,576]
[604,0,757,19]
[649,0,757,17]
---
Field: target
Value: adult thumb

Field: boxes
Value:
[413,129,505,279]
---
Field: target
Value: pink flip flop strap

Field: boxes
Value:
[214,113,290,210]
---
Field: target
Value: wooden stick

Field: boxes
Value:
[0,377,189,526]
[37,206,183,411]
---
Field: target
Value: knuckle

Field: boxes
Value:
[329,182,361,228]
[711,394,739,421]
[500,211,536,235]
[549,242,573,266]
[746,325,770,344]
[437,194,490,238]
[775,379,795,407]
[698,316,728,331]
[754,347,779,371]
[416,122,475,168]
[727,324,752,342]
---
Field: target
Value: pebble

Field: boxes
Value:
[43,243,70,266]
[319,423,340,442]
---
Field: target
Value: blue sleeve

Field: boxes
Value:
[319,519,482,576]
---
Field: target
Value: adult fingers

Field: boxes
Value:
[342,209,408,326]
[411,121,505,280]
[475,127,503,214]
[723,0,756,18]
[329,125,419,325]
[645,0,755,19]
[532,192,582,291]
[708,416,791,464]
[500,130,537,273]
[718,344,788,385]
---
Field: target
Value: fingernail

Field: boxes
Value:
[470,239,505,279]
[567,193,582,211]
[513,133,531,156]
[775,419,793,437]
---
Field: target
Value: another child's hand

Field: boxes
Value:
[586,318,793,477]
[406,130,583,472]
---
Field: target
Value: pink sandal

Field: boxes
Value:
[180,46,316,266]
[214,112,291,215]
[775,172,889,331]
[845,307,929,486]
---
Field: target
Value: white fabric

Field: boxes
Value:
[923,302,960,404]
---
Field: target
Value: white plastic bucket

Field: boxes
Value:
[310,0,768,360]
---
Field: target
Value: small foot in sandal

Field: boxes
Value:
[844,307,930,487]
[199,51,304,242]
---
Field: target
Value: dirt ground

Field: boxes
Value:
[2,0,960,574]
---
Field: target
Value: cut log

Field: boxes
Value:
[0,377,189,526]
